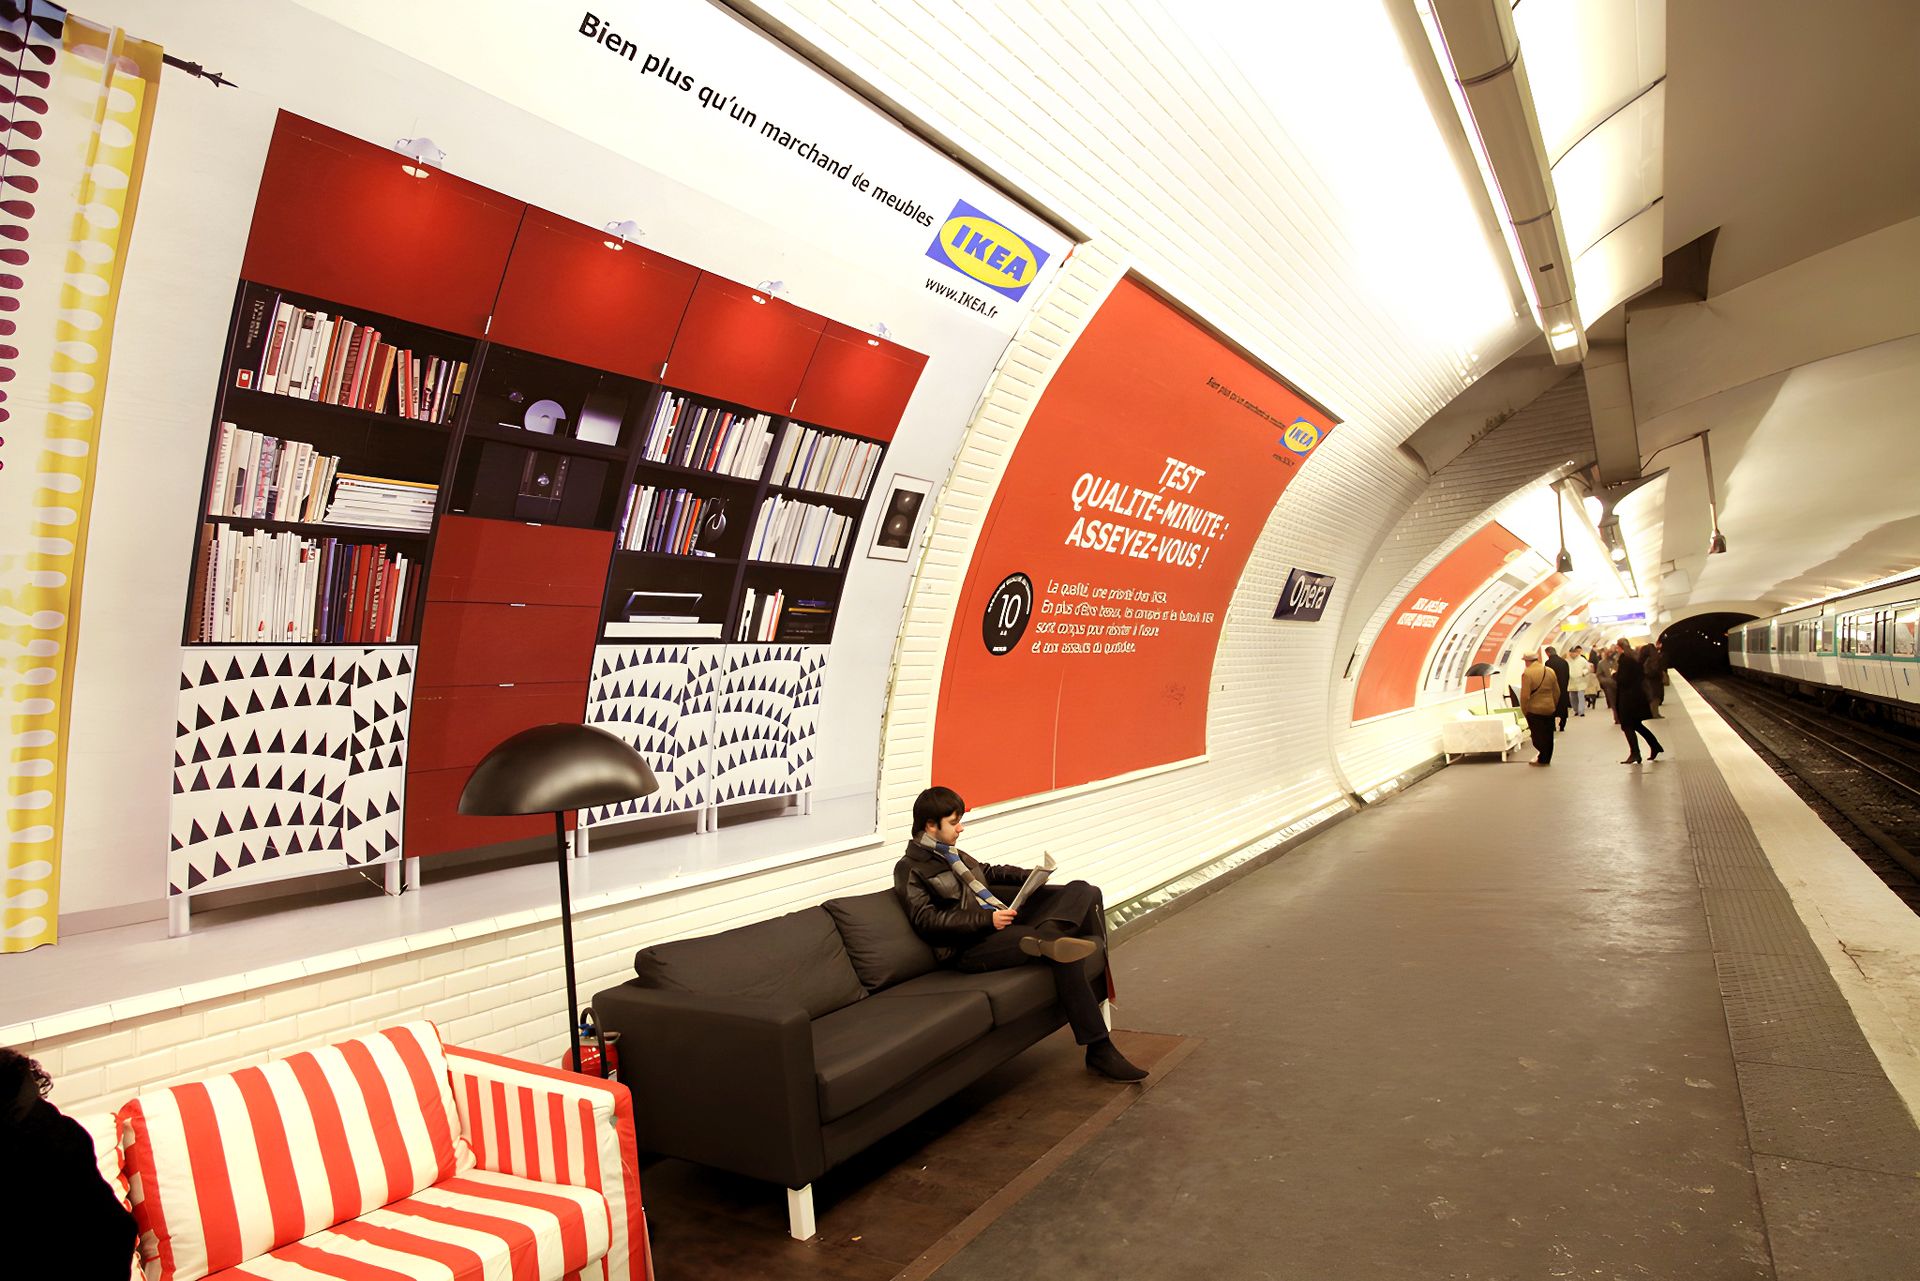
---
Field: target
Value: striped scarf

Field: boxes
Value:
[916,833,1007,911]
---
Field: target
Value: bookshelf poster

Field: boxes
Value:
[1350,522,1533,723]
[0,14,163,953]
[1465,571,1567,692]
[931,278,1336,806]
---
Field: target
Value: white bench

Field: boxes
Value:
[1441,713,1525,762]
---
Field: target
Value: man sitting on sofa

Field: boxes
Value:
[895,786,1149,1082]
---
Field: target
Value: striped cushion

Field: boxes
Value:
[72,1110,147,1281]
[209,1169,608,1281]
[119,1023,466,1281]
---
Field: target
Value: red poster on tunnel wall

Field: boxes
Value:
[931,279,1337,806]
[1351,522,1531,722]
[1467,572,1567,690]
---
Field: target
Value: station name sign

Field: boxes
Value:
[1273,567,1336,622]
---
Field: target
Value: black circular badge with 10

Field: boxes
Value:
[983,572,1035,656]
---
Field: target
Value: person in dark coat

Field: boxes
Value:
[0,1048,138,1279]
[895,786,1147,1081]
[1521,651,1561,765]
[1545,646,1573,731]
[1613,640,1664,763]
[1642,641,1667,718]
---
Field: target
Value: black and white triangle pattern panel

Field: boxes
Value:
[712,645,825,805]
[786,647,826,794]
[169,647,414,897]
[581,645,722,825]
[343,650,412,869]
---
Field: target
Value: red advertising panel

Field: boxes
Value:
[1352,522,1531,721]
[932,278,1337,805]
[1467,572,1566,689]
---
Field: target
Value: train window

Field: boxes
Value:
[1896,607,1918,658]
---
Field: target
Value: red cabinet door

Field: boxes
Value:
[426,516,614,607]
[663,275,825,414]
[241,113,524,338]
[414,602,602,690]
[407,682,592,774]
[489,208,701,379]
[790,321,927,443]
[403,765,568,858]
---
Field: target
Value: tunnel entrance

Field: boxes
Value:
[1659,612,1755,678]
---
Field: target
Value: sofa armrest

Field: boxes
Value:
[594,982,827,1189]
[444,1045,648,1281]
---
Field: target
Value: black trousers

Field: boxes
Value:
[952,881,1108,1045]
[1621,717,1662,760]
[1526,713,1556,763]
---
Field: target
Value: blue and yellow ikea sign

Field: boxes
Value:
[926,199,1050,301]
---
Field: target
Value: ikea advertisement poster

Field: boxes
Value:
[932,278,1336,806]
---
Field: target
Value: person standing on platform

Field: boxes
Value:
[1545,645,1573,732]
[1567,647,1592,717]
[1584,649,1603,713]
[1643,640,1668,718]
[1597,645,1620,720]
[1521,651,1561,766]
[895,786,1148,1082]
[1614,639,1664,763]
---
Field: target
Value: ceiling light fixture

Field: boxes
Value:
[750,279,784,305]
[603,219,642,251]
[1701,431,1728,554]
[394,136,445,179]
[868,322,891,347]
[1554,484,1573,573]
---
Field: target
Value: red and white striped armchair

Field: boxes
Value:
[102,1022,647,1281]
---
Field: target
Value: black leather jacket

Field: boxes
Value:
[893,841,1029,961]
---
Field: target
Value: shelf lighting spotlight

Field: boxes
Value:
[603,219,642,251]
[868,322,892,347]
[394,136,445,179]
[750,279,785,305]
[1547,323,1580,353]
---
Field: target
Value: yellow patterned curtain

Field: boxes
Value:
[1,5,161,951]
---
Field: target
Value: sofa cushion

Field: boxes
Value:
[634,906,866,1018]
[811,992,993,1122]
[823,889,938,991]
[120,1022,465,1281]
[878,965,1068,1026]
[204,1167,608,1281]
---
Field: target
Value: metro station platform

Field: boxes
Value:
[933,678,1920,1279]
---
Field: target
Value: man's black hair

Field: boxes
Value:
[912,786,965,837]
[0,1048,51,1127]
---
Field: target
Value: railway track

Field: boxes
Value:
[1695,675,1920,913]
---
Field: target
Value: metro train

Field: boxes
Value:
[1728,571,1920,723]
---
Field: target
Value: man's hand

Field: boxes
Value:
[991,908,1017,930]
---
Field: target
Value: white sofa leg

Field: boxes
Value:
[787,1184,816,1241]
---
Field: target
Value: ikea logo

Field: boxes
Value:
[1281,418,1322,455]
[926,199,1049,301]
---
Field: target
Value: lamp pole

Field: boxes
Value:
[556,812,583,1075]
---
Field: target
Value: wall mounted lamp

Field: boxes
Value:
[394,136,445,179]
[750,279,785,304]
[1554,485,1573,573]
[603,219,642,251]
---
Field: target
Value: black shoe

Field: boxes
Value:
[1086,1038,1149,1082]
[1648,748,1663,760]
[1020,934,1098,964]
[1621,757,1642,765]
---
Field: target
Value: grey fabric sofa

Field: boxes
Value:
[592,888,1106,1239]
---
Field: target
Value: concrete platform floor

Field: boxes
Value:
[931,688,1920,1280]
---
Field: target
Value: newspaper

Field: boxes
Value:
[1006,851,1057,914]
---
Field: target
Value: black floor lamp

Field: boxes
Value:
[1466,662,1499,715]
[460,724,658,1075]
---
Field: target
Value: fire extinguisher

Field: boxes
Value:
[567,1011,622,1079]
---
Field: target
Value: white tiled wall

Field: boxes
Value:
[18,0,1559,1109]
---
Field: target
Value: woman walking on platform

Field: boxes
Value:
[1521,651,1561,766]
[1612,639,1663,764]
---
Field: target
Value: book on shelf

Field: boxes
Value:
[623,590,702,618]
[737,587,786,642]
[780,598,836,642]
[190,522,418,645]
[768,423,882,499]
[640,394,775,478]
[749,494,853,568]
[619,483,728,556]
[205,423,344,525]
[237,295,467,423]
[321,473,438,533]
[604,620,723,639]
